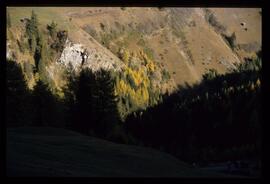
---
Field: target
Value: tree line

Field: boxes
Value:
[6,59,131,142]
[6,55,262,165]
[124,57,262,164]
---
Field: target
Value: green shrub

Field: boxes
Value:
[47,21,57,39]
[51,30,68,53]
[235,57,262,72]
[162,69,171,82]
[203,68,218,81]
[143,47,154,60]
[26,10,39,51]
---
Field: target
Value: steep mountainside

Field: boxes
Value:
[6,7,261,118]
[7,7,261,85]
[58,7,260,84]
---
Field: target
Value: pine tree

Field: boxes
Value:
[71,69,120,137]
[63,73,78,129]
[95,69,120,137]
[73,69,96,134]
[26,10,39,52]
[34,31,48,83]
[47,21,57,39]
[29,35,37,53]
[32,80,57,126]
[27,10,39,37]
[6,60,30,126]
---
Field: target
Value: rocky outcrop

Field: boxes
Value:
[58,39,86,72]
[58,38,124,73]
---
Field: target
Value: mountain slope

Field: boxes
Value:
[6,7,261,118]
[7,127,231,177]
[7,7,261,88]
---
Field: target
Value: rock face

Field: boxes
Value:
[58,39,86,72]
[58,38,124,73]
[83,48,123,72]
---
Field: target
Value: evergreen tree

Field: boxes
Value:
[63,72,78,129]
[37,33,47,71]
[6,60,31,126]
[124,57,261,163]
[32,80,57,126]
[71,69,120,138]
[26,10,39,53]
[47,21,57,39]
[29,35,37,54]
[73,69,96,134]
[26,10,38,37]
[33,31,49,85]
[95,69,120,137]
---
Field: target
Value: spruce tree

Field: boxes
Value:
[73,69,96,134]
[33,31,49,84]
[47,21,57,39]
[95,69,120,137]
[32,80,57,126]
[72,69,120,138]
[29,35,37,54]
[6,60,30,126]
[26,10,39,53]
[27,10,39,37]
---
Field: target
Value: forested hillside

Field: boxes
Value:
[125,56,262,165]
[6,7,262,177]
[6,9,172,120]
[6,52,262,166]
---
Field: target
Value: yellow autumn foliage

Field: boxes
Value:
[146,61,155,72]
[115,49,160,118]
[138,49,147,61]
[120,49,130,63]
[137,49,156,73]
[115,77,149,108]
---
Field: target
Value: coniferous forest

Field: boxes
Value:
[6,7,262,177]
[6,54,262,166]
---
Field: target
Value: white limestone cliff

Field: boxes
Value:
[58,38,124,73]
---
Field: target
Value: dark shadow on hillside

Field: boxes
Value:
[124,58,262,175]
[6,57,262,177]
[6,59,67,128]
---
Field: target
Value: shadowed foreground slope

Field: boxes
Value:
[7,127,231,177]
